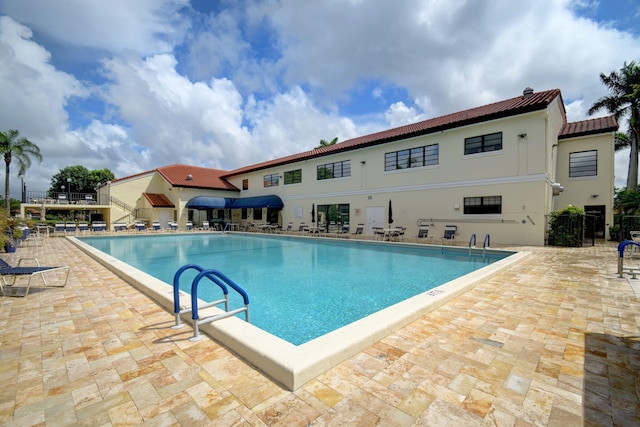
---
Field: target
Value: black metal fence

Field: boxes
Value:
[545,214,596,247]
[612,215,640,242]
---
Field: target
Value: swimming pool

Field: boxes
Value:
[71,233,526,390]
[78,233,508,344]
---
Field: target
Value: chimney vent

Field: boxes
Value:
[523,87,534,98]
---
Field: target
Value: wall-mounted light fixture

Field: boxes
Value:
[591,194,599,198]
[518,133,527,138]
[361,161,366,164]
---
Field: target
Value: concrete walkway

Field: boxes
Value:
[0,237,638,426]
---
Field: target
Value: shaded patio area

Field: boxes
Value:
[0,237,638,425]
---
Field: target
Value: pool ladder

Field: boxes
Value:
[468,233,491,255]
[617,240,640,278]
[172,264,250,341]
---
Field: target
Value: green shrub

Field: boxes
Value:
[547,205,585,247]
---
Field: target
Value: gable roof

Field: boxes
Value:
[558,116,618,139]
[223,88,563,177]
[143,193,175,208]
[157,164,238,191]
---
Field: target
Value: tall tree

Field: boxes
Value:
[316,137,338,148]
[589,61,640,190]
[49,165,114,194]
[0,130,42,215]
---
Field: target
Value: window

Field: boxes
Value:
[263,173,279,187]
[242,179,248,190]
[464,132,502,155]
[464,196,502,214]
[284,169,302,185]
[385,144,439,171]
[569,150,597,177]
[317,204,350,227]
[317,160,351,180]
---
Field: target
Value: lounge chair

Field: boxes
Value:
[134,221,146,232]
[65,222,77,234]
[113,223,127,232]
[169,221,178,231]
[78,222,89,233]
[152,221,161,231]
[92,221,107,233]
[284,222,293,233]
[441,225,457,245]
[54,222,65,234]
[298,223,307,232]
[0,257,71,297]
[202,221,210,231]
[186,221,193,231]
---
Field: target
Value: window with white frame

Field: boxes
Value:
[569,150,597,177]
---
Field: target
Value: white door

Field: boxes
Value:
[365,206,385,235]
[159,210,170,228]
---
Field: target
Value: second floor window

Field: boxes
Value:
[385,144,439,171]
[263,173,279,187]
[464,132,502,155]
[242,179,248,190]
[284,169,302,185]
[569,150,597,177]
[317,160,351,180]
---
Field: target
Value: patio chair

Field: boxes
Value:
[415,225,430,243]
[78,222,89,233]
[441,225,457,245]
[186,221,193,231]
[372,226,385,240]
[169,221,178,231]
[284,222,293,232]
[0,257,71,297]
[152,221,161,231]
[351,224,364,235]
[394,226,406,241]
[134,221,146,232]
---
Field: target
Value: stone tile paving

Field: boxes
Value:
[0,237,638,426]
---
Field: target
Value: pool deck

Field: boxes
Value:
[1,237,639,426]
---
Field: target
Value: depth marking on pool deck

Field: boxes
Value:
[69,234,528,390]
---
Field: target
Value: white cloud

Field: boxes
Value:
[0,0,189,55]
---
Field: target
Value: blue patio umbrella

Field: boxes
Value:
[388,199,393,228]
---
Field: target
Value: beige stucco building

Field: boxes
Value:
[95,87,617,246]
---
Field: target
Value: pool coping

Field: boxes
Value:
[68,234,529,390]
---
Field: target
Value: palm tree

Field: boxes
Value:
[0,130,42,215]
[588,61,640,190]
[316,137,338,148]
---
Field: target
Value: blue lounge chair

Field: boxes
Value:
[0,257,70,297]
[186,221,193,231]
[113,223,127,232]
[92,221,107,233]
[152,221,161,231]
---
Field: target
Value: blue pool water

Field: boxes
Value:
[79,234,511,345]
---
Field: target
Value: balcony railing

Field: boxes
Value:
[24,191,108,205]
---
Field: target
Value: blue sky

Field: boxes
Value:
[0,0,639,196]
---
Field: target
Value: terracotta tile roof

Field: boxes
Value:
[143,193,175,208]
[558,116,618,139]
[157,164,238,191]
[223,88,563,177]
